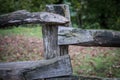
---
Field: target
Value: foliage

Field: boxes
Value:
[0,0,120,30]
[0,0,57,14]
[69,0,120,30]
[84,0,120,30]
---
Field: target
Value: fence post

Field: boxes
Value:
[45,4,71,57]
[42,4,71,59]
[46,4,71,27]
[42,25,59,59]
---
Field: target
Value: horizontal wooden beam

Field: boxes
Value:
[0,10,69,27]
[0,55,72,80]
[58,27,120,47]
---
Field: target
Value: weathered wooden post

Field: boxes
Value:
[46,4,71,27]
[45,4,71,58]
[43,4,74,80]
[42,12,69,59]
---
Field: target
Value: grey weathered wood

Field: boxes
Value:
[43,4,71,59]
[41,5,72,80]
[46,4,71,27]
[58,27,120,47]
[46,4,71,57]
[0,55,72,80]
[0,10,69,27]
[42,25,60,59]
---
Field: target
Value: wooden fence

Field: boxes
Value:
[0,4,120,80]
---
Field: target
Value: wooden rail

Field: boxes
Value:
[0,10,69,27]
[58,27,120,47]
[0,55,72,80]
[1,10,120,47]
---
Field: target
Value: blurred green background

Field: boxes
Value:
[0,0,120,30]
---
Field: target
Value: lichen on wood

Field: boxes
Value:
[58,26,120,47]
[0,10,69,27]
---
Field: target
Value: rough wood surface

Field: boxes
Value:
[0,10,69,27]
[46,4,71,27]
[46,4,70,57]
[42,25,60,59]
[58,27,120,47]
[0,55,72,80]
[42,4,70,59]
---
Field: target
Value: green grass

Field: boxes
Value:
[0,25,42,38]
[73,48,120,77]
